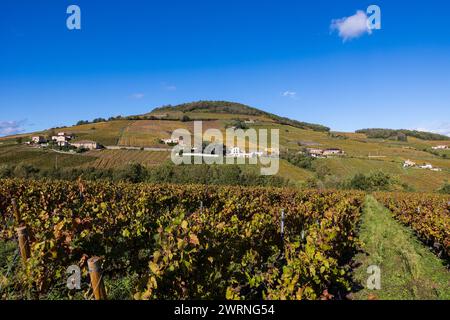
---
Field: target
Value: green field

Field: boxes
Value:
[0,144,96,169]
[352,196,450,300]
[316,157,450,192]
[84,150,171,169]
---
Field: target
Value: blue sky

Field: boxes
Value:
[1,0,449,136]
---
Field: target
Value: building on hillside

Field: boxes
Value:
[403,160,416,168]
[57,132,74,139]
[228,147,245,157]
[306,148,324,157]
[52,133,73,142]
[52,135,69,144]
[162,138,177,145]
[323,148,345,156]
[419,163,433,169]
[226,147,263,158]
[57,141,69,147]
[31,136,46,144]
[244,119,255,124]
[71,140,100,150]
[432,145,448,150]
[249,151,264,158]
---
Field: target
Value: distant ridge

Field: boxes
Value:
[150,100,330,132]
[356,128,450,141]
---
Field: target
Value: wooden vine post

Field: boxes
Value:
[16,226,30,262]
[11,198,21,225]
[279,209,286,259]
[88,256,107,300]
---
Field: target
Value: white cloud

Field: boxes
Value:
[164,84,177,91]
[416,122,450,137]
[131,93,145,99]
[331,10,372,42]
[0,120,26,136]
[282,91,297,98]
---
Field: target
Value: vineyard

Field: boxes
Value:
[0,178,365,300]
[374,192,450,258]
[84,150,171,169]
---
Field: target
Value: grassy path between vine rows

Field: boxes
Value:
[350,195,450,300]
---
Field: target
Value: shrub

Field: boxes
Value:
[282,152,313,170]
[346,171,394,191]
[180,115,191,122]
[438,183,450,194]
[13,164,40,179]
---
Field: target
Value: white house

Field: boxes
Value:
[52,134,73,143]
[432,145,448,150]
[162,138,183,145]
[306,148,326,158]
[419,164,433,169]
[57,132,73,139]
[306,148,323,155]
[323,148,344,156]
[57,141,69,147]
[51,135,69,146]
[71,140,100,150]
[31,136,46,144]
[403,160,416,168]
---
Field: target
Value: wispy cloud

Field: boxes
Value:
[163,83,177,91]
[0,120,26,136]
[331,10,371,42]
[416,122,450,137]
[131,93,145,99]
[282,91,297,99]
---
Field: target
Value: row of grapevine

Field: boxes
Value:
[0,178,364,299]
[374,192,450,258]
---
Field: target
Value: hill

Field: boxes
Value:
[356,128,450,141]
[151,101,269,116]
[0,101,449,192]
[149,101,331,132]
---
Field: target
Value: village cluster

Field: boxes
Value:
[301,148,345,158]
[161,137,345,159]
[402,145,448,172]
[161,137,279,158]
[29,132,100,150]
[28,132,447,171]
[403,159,442,172]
